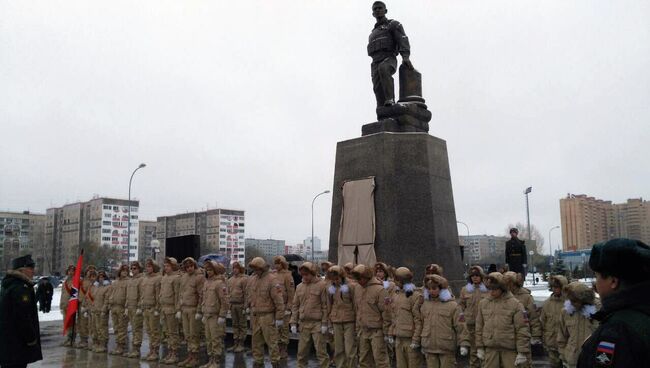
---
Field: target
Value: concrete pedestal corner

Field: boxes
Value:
[328,132,464,288]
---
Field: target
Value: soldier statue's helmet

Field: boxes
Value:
[589,238,650,283]
[299,262,319,276]
[164,257,179,271]
[425,263,444,276]
[510,228,519,234]
[130,261,143,271]
[326,265,345,280]
[564,281,596,305]
[204,260,226,275]
[394,267,413,282]
[273,255,288,269]
[248,257,268,271]
[231,261,245,273]
[486,272,508,291]
[549,274,569,290]
[425,274,449,290]
[467,265,486,282]
[351,264,374,280]
[145,258,160,273]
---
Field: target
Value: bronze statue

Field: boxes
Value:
[367,1,412,107]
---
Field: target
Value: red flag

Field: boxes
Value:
[63,249,84,335]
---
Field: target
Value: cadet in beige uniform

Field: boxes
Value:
[60,265,76,347]
[459,265,490,368]
[351,264,391,368]
[557,282,599,368]
[90,270,111,353]
[160,257,181,364]
[125,261,144,358]
[326,265,357,368]
[290,262,330,368]
[419,274,470,368]
[177,257,205,368]
[76,266,97,349]
[272,255,295,359]
[540,275,568,368]
[247,257,285,368]
[140,259,162,361]
[109,264,129,355]
[389,267,423,368]
[227,261,248,353]
[199,260,229,368]
[504,271,543,368]
[476,272,531,368]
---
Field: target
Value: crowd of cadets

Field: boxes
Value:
[58,255,604,368]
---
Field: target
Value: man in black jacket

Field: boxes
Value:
[505,228,527,277]
[35,277,53,313]
[577,239,650,368]
[0,254,43,368]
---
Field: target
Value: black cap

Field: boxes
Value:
[12,254,36,270]
[510,228,519,234]
[589,238,650,282]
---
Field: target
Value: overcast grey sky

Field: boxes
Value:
[2,1,649,253]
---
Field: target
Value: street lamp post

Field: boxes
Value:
[311,190,330,262]
[457,221,470,262]
[524,187,532,240]
[548,225,560,265]
[127,163,146,264]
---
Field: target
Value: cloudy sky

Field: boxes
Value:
[2,1,649,253]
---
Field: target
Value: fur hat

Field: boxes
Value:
[164,257,179,271]
[425,264,444,276]
[564,282,596,305]
[248,257,268,271]
[144,259,160,273]
[273,255,288,269]
[130,261,142,271]
[299,262,319,276]
[231,261,245,273]
[320,261,333,270]
[181,257,197,269]
[425,274,449,290]
[343,262,355,273]
[549,274,569,289]
[85,264,97,274]
[351,264,374,280]
[393,267,413,282]
[327,265,345,279]
[503,271,519,291]
[467,265,486,282]
[65,265,76,273]
[374,262,391,280]
[116,264,130,278]
[589,238,650,283]
[204,260,226,275]
[97,270,108,280]
[486,272,508,291]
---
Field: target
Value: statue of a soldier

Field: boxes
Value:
[368,1,413,107]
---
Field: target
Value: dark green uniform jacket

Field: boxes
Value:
[0,270,43,366]
[577,280,650,367]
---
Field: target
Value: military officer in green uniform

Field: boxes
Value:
[0,255,43,368]
[577,238,650,367]
[368,1,412,107]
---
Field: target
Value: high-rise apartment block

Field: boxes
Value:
[46,197,139,274]
[560,194,650,251]
[138,220,158,261]
[304,236,322,252]
[157,209,245,262]
[459,235,510,264]
[245,238,285,260]
[0,211,46,273]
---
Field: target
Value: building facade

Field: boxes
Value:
[0,211,46,273]
[245,238,285,260]
[304,236,322,252]
[157,209,245,263]
[138,220,158,261]
[459,235,510,264]
[46,197,139,275]
[560,194,650,251]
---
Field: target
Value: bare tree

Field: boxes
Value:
[505,222,545,254]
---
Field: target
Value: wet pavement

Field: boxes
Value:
[35,320,552,367]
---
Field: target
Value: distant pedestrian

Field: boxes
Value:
[577,238,650,367]
[0,254,43,368]
[505,228,527,277]
[35,277,53,313]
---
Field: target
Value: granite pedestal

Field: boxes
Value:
[328,132,464,288]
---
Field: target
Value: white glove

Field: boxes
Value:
[201,316,207,323]
[80,307,87,313]
[290,324,298,334]
[175,311,181,320]
[275,319,284,328]
[321,325,328,334]
[460,346,469,356]
[530,337,542,345]
[328,327,334,335]
[409,342,420,350]
[195,313,203,320]
[124,309,129,316]
[515,353,527,366]
[562,363,570,368]
[245,308,250,315]
[385,336,394,345]
[83,311,88,318]
[477,348,485,360]
[523,264,528,268]
[284,310,291,316]
[218,317,226,325]
[136,309,142,315]
[153,311,159,317]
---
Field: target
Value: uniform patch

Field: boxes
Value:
[596,341,615,365]
[21,293,30,303]
[459,312,465,323]
[384,297,392,305]
[274,284,283,293]
[522,310,529,323]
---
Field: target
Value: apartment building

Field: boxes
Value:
[0,211,46,273]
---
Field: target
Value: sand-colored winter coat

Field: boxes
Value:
[540,293,565,349]
[274,269,295,311]
[558,304,599,366]
[513,287,542,338]
[326,282,356,324]
[475,291,531,353]
[177,269,205,309]
[201,275,229,317]
[247,269,285,320]
[89,281,111,313]
[159,271,180,313]
[389,286,423,340]
[126,273,143,308]
[354,278,392,332]
[139,272,161,309]
[459,283,489,325]
[291,278,328,324]
[109,277,128,307]
[227,273,248,305]
[419,293,469,354]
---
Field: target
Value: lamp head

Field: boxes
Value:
[139,163,147,168]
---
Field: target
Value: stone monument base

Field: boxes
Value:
[328,132,465,289]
